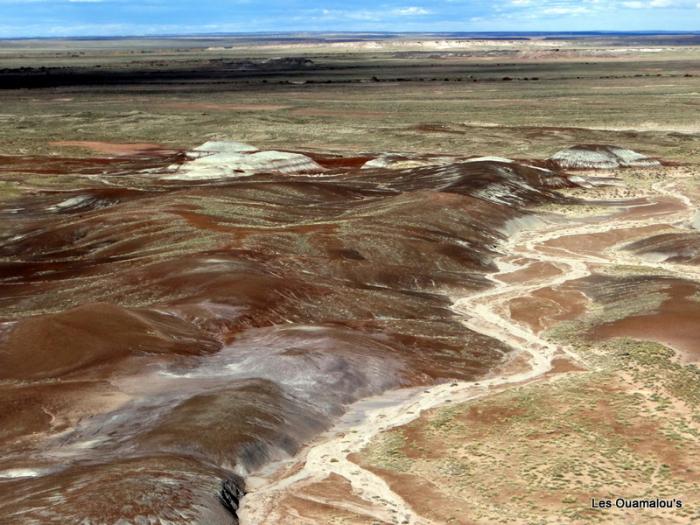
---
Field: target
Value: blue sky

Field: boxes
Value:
[0,0,698,37]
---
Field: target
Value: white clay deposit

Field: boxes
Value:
[163,141,326,180]
[549,145,660,169]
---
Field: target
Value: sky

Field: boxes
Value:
[0,0,698,38]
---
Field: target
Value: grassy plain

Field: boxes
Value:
[1,37,699,161]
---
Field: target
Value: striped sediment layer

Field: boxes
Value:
[0,142,578,523]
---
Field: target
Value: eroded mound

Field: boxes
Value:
[580,274,700,362]
[163,141,326,179]
[0,302,220,380]
[549,144,660,169]
[626,231,700,264]
[0,142,581,523]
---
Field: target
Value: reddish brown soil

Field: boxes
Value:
[160,102,291,111]
[0,380,127,445]
[0,153,180,175]
[0,302,220,380]
[592,280,700,363]
[412,123,464,134]
[289,108,389,118]
[51,141,178,156]
[614,196,687,220]
[546,356,586,375]
[306,154,374,169]
[353,371,699,525]
[463,403,528,425]
[497,260,562,284]
[348,461,479,525]
[577,395,697,482]
[540,224,669,257]
[276,474,388,524]
[508,284,589,334]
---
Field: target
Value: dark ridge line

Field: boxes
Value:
[0,70,693,90]
[219,474,246,524]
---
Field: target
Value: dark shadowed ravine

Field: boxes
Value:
[0,143,579,523]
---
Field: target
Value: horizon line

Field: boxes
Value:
[2,29,700,41]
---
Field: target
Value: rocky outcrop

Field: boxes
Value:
[163,141,326,179]
[549,144,660,169]
[220,474,247,522]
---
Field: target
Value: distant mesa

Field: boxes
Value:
[549,144,660,169]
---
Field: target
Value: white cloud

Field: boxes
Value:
[318,8,381,21]
[542,5,591,14]
[504,0,695,13]
[315,6,429,21]
[393,6,430,15]
[623,0,690,6]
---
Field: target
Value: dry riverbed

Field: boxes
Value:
[239,165,700,525]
